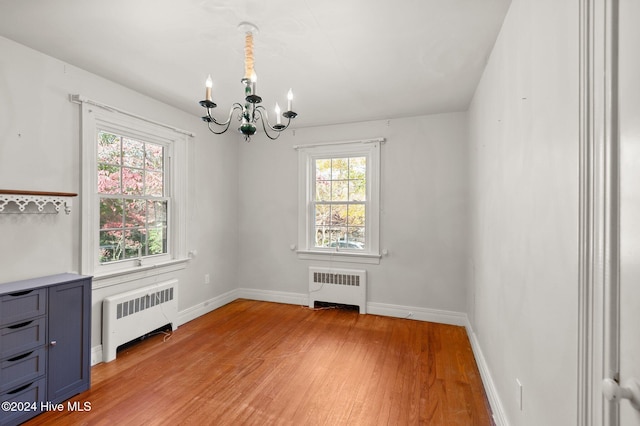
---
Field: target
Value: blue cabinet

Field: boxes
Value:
[0,274,91,426]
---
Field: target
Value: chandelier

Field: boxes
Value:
[199,22,297,141]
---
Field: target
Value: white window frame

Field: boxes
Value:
[296,138,383,264]
[76,96,190,278]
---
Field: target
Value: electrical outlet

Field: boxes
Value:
[516,379,523,411]
[204,273,210,284]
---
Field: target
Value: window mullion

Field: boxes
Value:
[312,200,365,205]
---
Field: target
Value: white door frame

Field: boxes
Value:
[578,0,619,424]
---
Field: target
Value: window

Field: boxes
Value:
[97,131,168,263]
[314,157,366,249]
[297,139,382,263]
[77,96,189,276]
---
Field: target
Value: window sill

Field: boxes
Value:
[92,258,189,289]
[296,250,381,265]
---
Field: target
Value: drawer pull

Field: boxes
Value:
[7,290,33,297]
[7,351,33,362]
[7,320,33,329]
[50,340,57,347]
[6,382,33,395]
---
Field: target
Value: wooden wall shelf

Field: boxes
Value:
[0,190,78,215]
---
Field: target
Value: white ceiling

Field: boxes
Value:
[0,0,511,128]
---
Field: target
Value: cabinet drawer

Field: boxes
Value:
[0,289,46,326]
[0,377,45,426]
[0,318,46,360]
[0,348,46,393]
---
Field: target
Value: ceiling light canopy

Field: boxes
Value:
[199,22,297,142]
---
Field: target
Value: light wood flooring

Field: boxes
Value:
[25,299,493,425]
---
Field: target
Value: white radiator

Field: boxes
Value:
[308,267,367,314]
[102,280,178,362]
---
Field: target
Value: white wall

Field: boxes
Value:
[237,113,470,315]
[0,36,239,351]
[467,0,579,424]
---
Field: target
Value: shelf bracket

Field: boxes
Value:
[0,191,78,215]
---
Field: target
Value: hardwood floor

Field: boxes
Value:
[24,299,493,425]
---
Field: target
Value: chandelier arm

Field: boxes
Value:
[204,104,245,136]
[207,110,224,126]
[207,121,233,135]
[255,106,291,132]
[211,102,242,127]
[254,107,287,140]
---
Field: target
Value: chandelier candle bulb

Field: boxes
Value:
[251,72,257,95]
[275,103,281,124]
[287,89,293,111]
[205,75,213,101]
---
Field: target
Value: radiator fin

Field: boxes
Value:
[116,288,174,319]
[313,272,360,286]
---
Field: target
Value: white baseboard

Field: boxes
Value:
[177,288,239,326]
[91,345,103,366]
[236,287,309,307]
[236,288,469,327]
[465,321,509,426]
[367,301,468,326]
